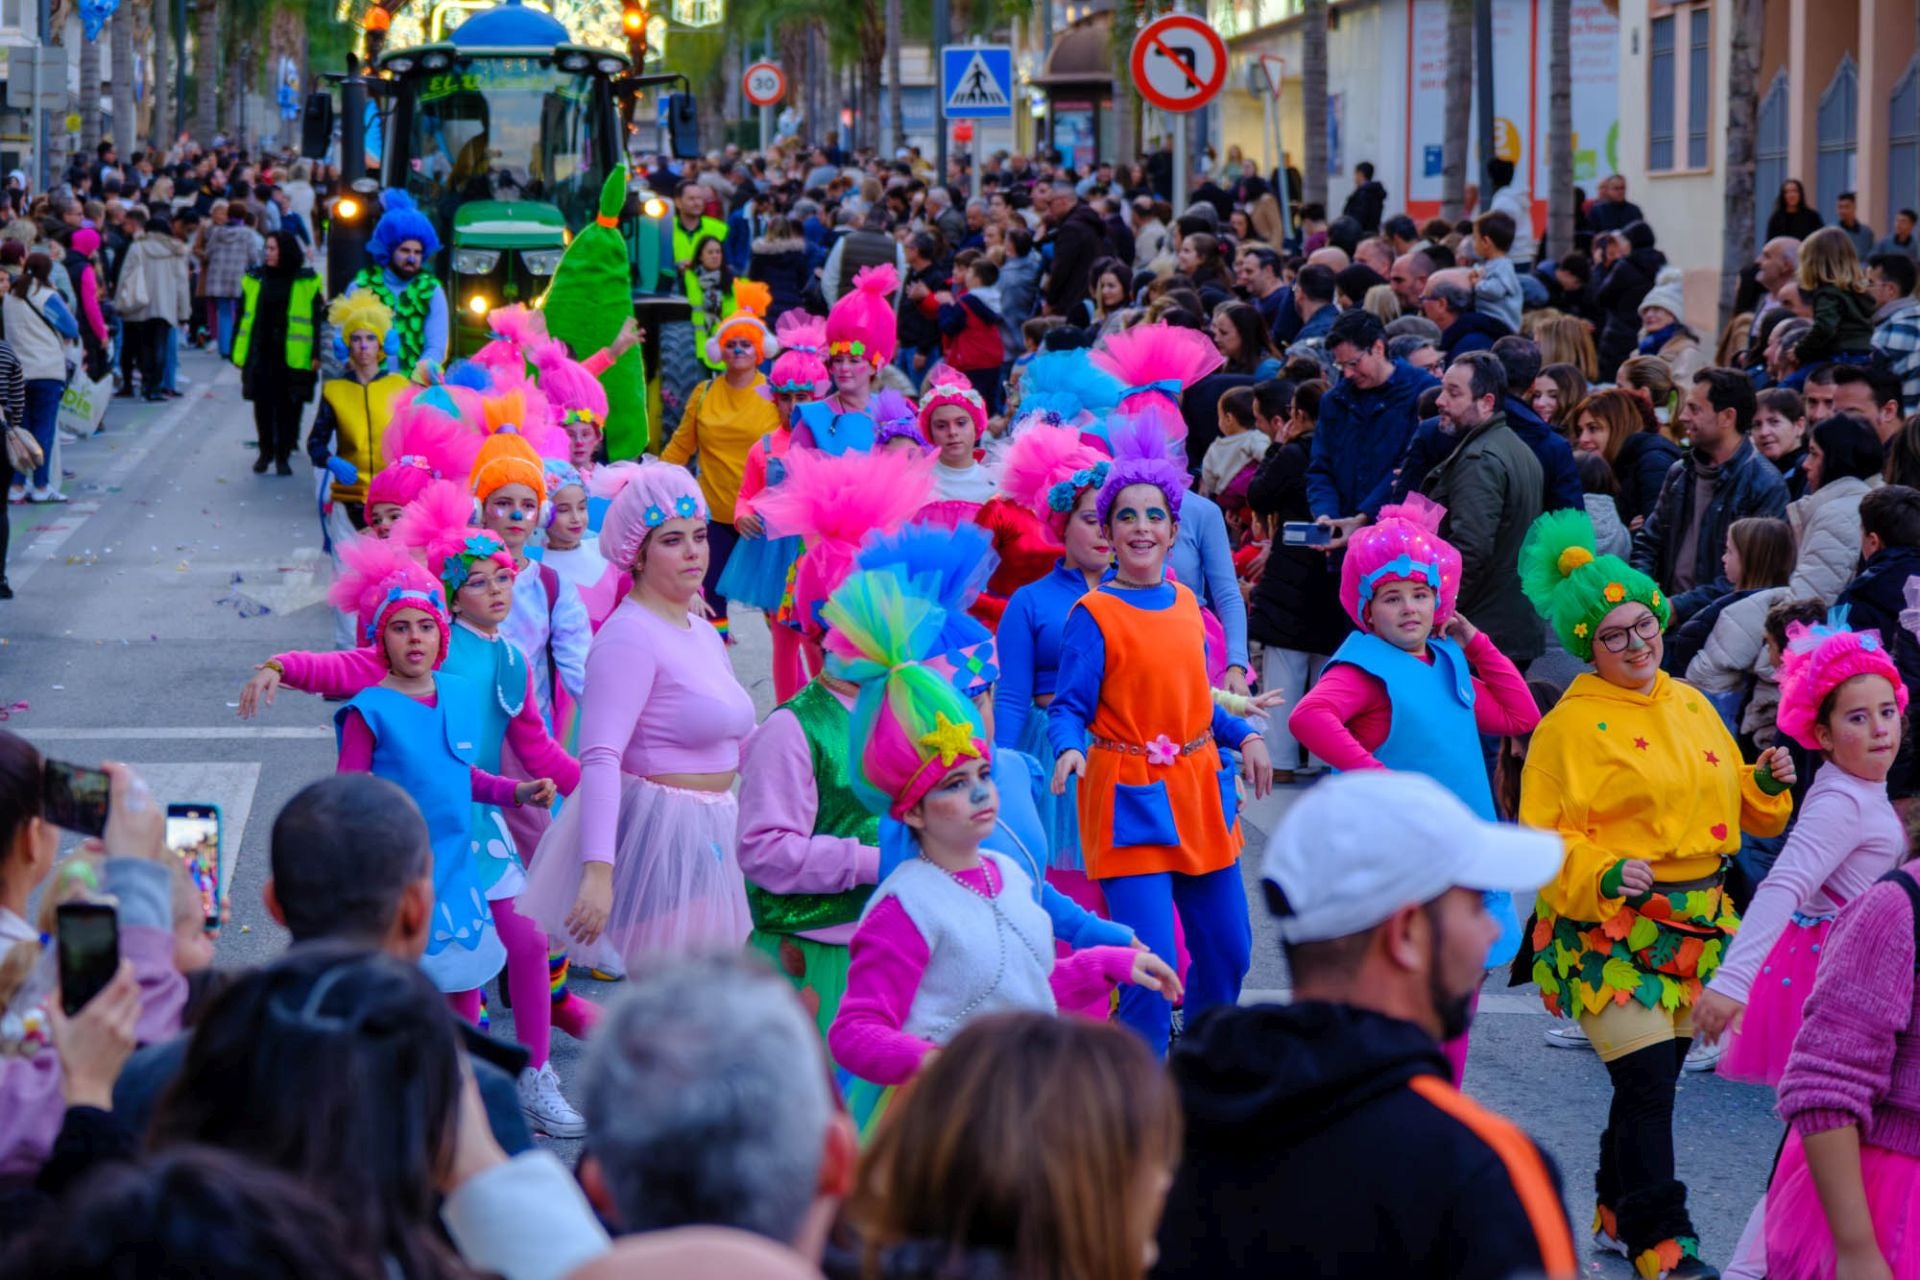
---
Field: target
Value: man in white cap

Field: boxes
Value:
[1154,771,1576,1280]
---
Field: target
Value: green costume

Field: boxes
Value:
[349,267,439,370]
[544,167,649,459]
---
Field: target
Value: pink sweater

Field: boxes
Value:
[829,859,1138,1084]
[576,600,756,863]
[1778,872,1920,1154]
[733,427,792,522]
[1286,632,1539,772]
[1709,764,1905,1003]
[338,696,521,807]
[734,692,881,946]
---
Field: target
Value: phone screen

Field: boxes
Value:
[57,903,119,1015]
[41,760,110,839]
[167,804,222,929]
[1281,521,1333,547]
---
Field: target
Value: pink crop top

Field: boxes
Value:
[577,599,758,863]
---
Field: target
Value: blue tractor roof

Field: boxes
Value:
[450,0,572,48]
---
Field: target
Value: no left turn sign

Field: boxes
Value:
[743,62,786,108]
[1129,14,1227,114]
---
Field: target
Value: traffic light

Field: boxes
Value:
[622,0,648,61]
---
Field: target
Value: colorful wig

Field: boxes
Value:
[872,388,929,451]
[368,188,441,264]
[1338,494,1464,630]
[594,460,708,572]
[1095,407,1192,528]
[543,457,587,498]
[326,532,451,663]
[1011,349,1124,436]
[1776,607,1910,750]
[917,366,989,443]
[1519,509,1670,661]
[327,291,393,344]
[823,569,991,820]
[708,279,780,365]
[371,391,484,507]
[1087,322,1224,412]
[469,415,551,507]
[752,446,937,641]
[852,522,1000,697]
[825,263,899,369]
[393,479,515,602]
[528,338,609,433]
[765,312,830,398]
[998,422,1111,532]
[469,304,543,380]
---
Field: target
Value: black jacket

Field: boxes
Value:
[1343,179,1387,232]
[747,235,811,322]
[1043,201,1110,317]
[1613,430,1684,526]
[1438,310,1511,359]
[1247,435,1349,654]
[1154,1003,1572,1280]
[1594,247,1666,377]
[1836,544,1920,798]
[897,263,949,357]
[1630,436,1789,622]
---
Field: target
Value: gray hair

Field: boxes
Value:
[1428,278,1474,314]
[580,955,832,1245]
[1384,314,1443,341]
[1387,333,1437,363]
[966,197,989,215]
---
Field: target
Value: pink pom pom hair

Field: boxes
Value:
[371,391,487,506]
[469,303,544,378]
[917,366,988,442]
[1088,322,1225,412]
[325,532,452,664]
[997,423,1110,533]
[764,312,830,399]
[593,460,709,573]
[826,263,900,369]
[1337,493,1464,631]
[1777,606,1910,750]
[528,338,610,432]
[392,479,515,603]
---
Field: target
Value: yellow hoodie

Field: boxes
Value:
[1519,671,1791,925]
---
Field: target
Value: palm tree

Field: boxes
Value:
[194,0,218,141]
[152,0,173,147]
[1440,0,1473,221]
[79,28,100,159]
[110,5,134,155]
[885,0,902,151]
[1546,0,1571,260]
[1720,0,1764,329]
[1301,0,1327,206]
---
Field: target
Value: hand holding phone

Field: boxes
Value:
[1281,521,1333,548]
[41,759,111,839]
[167,804,223,930]
[56,901,119,1016]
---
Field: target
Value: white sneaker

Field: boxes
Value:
[1682,1038,1723,1073]
[517,1062,587,1138]
[28,487,68,503]
[6,485,23,504]
[1543,1022,1592,1050]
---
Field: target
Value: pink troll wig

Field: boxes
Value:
[1094,407,1192,528]
[527,337,610,431]
[999,422,1112,533]
[1777,607,1910,750]
[594,460,708,573]
[325,532,451,664]
[752,446,936,641]
[1338,493,1464,631]
[821,569,991,819]
[371,392,487,506]
[392,479,514,601]
[1088,322,1225,412]
[469,304,544,378]
[826,263,900,368]
[765,311,830,398]
[917,366,988,443]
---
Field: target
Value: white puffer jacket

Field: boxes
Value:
[1787,474,1872,606]
[1685,584,1790,747]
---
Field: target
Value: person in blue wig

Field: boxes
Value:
[346,190,449,374]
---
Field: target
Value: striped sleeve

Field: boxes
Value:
[0,343,24,430]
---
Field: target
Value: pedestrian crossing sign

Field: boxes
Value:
[942,46,1014,120]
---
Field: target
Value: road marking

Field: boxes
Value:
[1240,987,1547,1016]
[8,372,232,591]
[22,726,334,740]
[124,761,262,903]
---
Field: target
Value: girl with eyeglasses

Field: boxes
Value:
[1516,509,1796,1280]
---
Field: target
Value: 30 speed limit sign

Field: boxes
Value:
[743,62,787,108]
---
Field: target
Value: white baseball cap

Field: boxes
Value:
[1261,771,1563,945]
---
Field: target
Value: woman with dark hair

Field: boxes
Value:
[830,1012,1182,1280]
[1766,178,1824,242]
[1174,232,1234,309]
[1083,257,1134,335]
[3,250,77,503]
[1752,387,1810,499]
[1527,361,1588,429]
[1786,412,1884,604]
[232,229,321,476]
[1209,301,1282,378]
[1594,221,1666,380]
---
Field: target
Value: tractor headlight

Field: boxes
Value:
[452,248,501,276]
[641,196,667,219]
[521,248,565,277]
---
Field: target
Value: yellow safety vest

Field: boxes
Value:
[233,273,322,372]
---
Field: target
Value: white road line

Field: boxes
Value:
[8,371,233,591]
[122,761,262,903]
[21,726,334,740]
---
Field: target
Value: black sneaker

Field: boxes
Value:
[251,455,270,474]
[275,460,294,477]
[0,579,12,599]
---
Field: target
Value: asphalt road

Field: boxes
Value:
[0,345,1784,1273]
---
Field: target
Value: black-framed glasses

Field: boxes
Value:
[1594,612,1661,654]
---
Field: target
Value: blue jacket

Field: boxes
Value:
[1501,396,1582,513]
[1438,310,1511,359]
[1630,437,1789,622]
[1308,359,1439,520]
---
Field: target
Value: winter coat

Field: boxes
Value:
[1247,433,1349,655]
[201,223,255,298]
[1786,473,1871,606]
[897,263,948,357]
[1682,584,1789,746]
[1154,1002,1571,1280]
[995,252,1040,359]
[115,233,192,326]
[1595,246,1666,377]
[1585,494,1632,559]
[1834,544,1920,796]
[1436,310,1510,359]
[1613,430,1684,526]
[1647,329,1706,384]
[1042,200,1110,317]
[1308,359,1439,520]
[1342,179,1387,232]
[1503,395,1582,513]
[746,234,810,322]
[1418,413,1546,662]
[1796,284,1878,363]
[1631,437,1789,621]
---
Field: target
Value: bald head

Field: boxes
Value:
[1390,251,1434,311]
[1422,268,1474,326]
[1757,237,1801,293]
[1308,246,1350,272]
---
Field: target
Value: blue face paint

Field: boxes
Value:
[969,773,992,805]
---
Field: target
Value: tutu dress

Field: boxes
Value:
[718,442,803,610]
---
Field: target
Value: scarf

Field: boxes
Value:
[1637,322,1678,356]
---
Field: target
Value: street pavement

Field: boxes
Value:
[0,344,1783,1272]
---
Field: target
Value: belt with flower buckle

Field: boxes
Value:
[1090,728,1214,767]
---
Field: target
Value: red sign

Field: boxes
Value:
[953,121,974,143]
[1129,14,1227,114]
[742,61,786,108]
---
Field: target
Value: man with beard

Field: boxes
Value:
[346,189,448,373]
[1154,771,1573,1280]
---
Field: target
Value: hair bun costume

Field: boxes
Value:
[593,459,708,573]
[1338,493,1463,630]
[1776,607,1910,749]
[1009,349,1123,441]
[1087,322,1224,414]
[765,312,830,399]
[1519,508,1670,661]
[527,337,610,433]
[1095,406,1192,528]
[368,386,482,510]
[325,532,451,665]
[826,263,900,369]
[998,422,1110,534]
[853,522,1000,698]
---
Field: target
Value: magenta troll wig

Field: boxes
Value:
[371,391,486,506]
[326,532,451,664]
[917,366,989,443]
[528,337,610,433]
[391,479,515,603]
[825,263,900,369]
[1777,607,1910,750]
[998,422,1111,535]
[1338,493,1463,631]
[593,460,708,573]
[1088,322,1225,413]
[765,311,830,399]
[1094,406,1192,528]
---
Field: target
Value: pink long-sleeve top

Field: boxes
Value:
[733,426,792,523]
[576,599,757,864]
[273,637,581,796]
[75,262,108,347]
[735,689,880,946]
[1286,632,1539,772]
[1709,763,1906,1004]
[827,859,1139,1084]
[338,694,522,807]
[1776,873,1920,1154]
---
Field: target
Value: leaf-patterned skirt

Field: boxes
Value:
[1529,878,1739,1019]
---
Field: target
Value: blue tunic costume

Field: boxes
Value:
[992,561,1092,870]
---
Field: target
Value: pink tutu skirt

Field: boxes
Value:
[1719,912,1833,1086]
[1767,1130,1920,1278]
[521,773,750,971]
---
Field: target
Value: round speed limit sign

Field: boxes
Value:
[743,62,786,108]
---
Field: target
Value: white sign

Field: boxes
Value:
[1258,54,1286,100]
[742,61,786,108]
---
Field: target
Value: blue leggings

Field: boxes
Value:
[1100,862,1252,1056]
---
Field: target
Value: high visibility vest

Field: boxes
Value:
[233,273,322,372]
